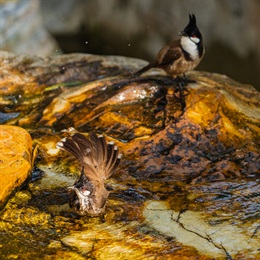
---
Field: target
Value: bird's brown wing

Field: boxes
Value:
[156,40,182,66]
[57,132,121,181]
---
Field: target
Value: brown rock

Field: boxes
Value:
[0,51,259,259]
[0,51,259,181]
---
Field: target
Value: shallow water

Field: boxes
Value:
[0,165,259,259]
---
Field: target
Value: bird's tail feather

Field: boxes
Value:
[131,62,155,77]
[57,132,121,180]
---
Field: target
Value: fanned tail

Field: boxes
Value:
[57,132,122,180]
[57,133,92,163]
[105,141,122,178]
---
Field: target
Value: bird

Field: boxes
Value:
[133,14,205,80]
[57,132,122,216]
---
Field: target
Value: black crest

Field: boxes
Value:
[182,14,202,39]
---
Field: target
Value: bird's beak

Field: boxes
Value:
[179,31,187,36]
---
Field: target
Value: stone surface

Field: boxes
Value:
[0,0,60,56]
[144,200,259,258]
[0,125,33,207]
[0,51,259,259]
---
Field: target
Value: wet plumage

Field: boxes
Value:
[57,132,121,216]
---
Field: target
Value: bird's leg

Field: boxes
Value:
[174,75,188,88]
[178,80,186,111]
[183,73,188,82]
[182,73,196,84]
[173,76,186,111]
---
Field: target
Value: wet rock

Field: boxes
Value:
[0,51,259,259]
[61,221,182,259]
[0,125,33,208]
[144,200,259,259]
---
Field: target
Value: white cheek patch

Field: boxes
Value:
[180,36,199,60]
[190,37,200,44]
[82,190,91,196]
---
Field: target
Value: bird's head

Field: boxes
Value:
[179,14,202,44]
[68,170,109,216]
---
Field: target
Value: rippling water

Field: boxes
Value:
[0,167,259,259]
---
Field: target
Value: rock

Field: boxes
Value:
[144,200,259,258]
[1,51,259,180]
[0,0,60,56]
[0,51,259,259]
[0,125,33,207]
[61,221,182,259]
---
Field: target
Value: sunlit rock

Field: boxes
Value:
[0,51,259,258]
[144,200,259,259]
[0,125,33,208]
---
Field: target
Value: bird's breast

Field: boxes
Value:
[166,56,202,76]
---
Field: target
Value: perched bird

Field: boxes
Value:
[133,14,205,79]
[57,132,121,216]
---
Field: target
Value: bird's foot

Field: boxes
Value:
[173,78,188,111]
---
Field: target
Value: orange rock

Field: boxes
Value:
[0,125,33,207]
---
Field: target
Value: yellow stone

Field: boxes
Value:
[0,125,33,206]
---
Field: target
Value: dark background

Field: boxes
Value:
[1,0,259,90]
